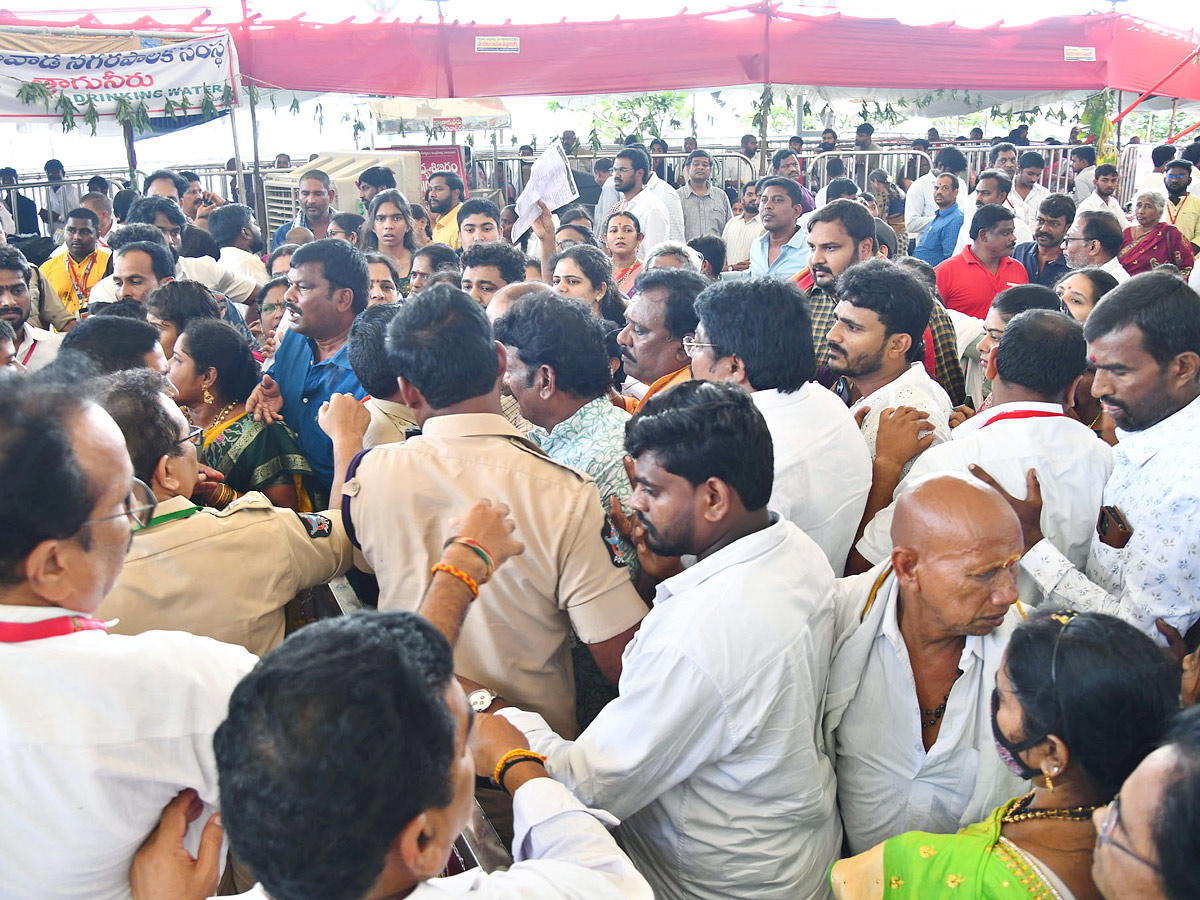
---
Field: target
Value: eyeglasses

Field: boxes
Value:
[80,477,158,531]
[1062,237,1092,245]
[260,302,286,315]
[182,424,204,447]
[556,239,581,251]
[682,336,716,358]
[1097,794,1162,873]
[1164,173,1190,180]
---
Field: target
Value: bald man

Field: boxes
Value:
[824,474,1030,854]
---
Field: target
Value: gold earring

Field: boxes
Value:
[1045,769,1057,793]
[203,388,214,406]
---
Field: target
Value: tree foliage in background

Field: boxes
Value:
[548,92,690,148]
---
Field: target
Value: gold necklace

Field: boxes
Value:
[1001,790,1100,824]
[207,400,240,434]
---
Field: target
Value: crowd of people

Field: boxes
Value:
[2,120,1200,900]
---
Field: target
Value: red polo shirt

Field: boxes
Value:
[934,246,1028,319]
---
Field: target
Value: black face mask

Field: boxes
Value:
[991,688,1044,781]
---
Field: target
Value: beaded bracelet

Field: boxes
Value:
[431,563,479,599]
[442,536,494,581]
[492,748,547,793]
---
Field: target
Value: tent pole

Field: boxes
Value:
[248,86,267,238]
[123,120,138,186]
[759,1,772,175]
[1111,47,1200,126]
[1168,99,1178,137]
[228,108,248,226]
[1116,91,1122,148]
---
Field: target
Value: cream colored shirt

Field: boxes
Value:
[218,245,270,286]
[97,494,356,657]
[363,397,417,449]
[343,412,647,737]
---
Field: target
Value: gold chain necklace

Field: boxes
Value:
[1001,790,1100,824]
[207,400,240,434]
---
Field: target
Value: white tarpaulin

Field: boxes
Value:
[369,97,511,134]
[0,33,239,120]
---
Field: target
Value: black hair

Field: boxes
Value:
[207,204,255,248]
[179,225,219,261]
[755,175,803,206]
[1165,159,1194,176]
[694,278,815,392]
[365,189,418,255]
[626,380,773,511]
[87,174,110,194]
[414,243,461,274]
[605,209,642,235]
[1151,145,1178,168]
[460,240,526,286]
[0,318,11,346]
[771,148,798,171]
[1084,270,1200,368]
[298,169,332,190]
[1038,193,1077,226]
[895,256,937,294]
[113,188,141,224]
[43,158,64,173]
[559,206,593,228]
[145,280,221,333]
[363,251,402,288]
[1071,145,1097,166]
[179,170,200,186]
[856,122,874,135]
[290,239,370,314]
[593,158,613,174]
[331,212,365,241]
[1095,163,1119,179]
[59,315,161,374]
[144,168,187,198]
[550,244,626,322]
[181,318,260,403]
[684,149,713,168]
[632,267,706,339]
[988,142,1017,163]
[1179,143,1200,165]
[1005,610,1178,798]
[807,198,877,249]
[825,177,860,202]
[994,309,1086,396]
[127,195,186,229]
[1077,211,1124,257]
[386,283,498,408]
[429,170,464,200]
[92,299,149,320]
[1155,705,1200,900]
[348,303,403,397]
[493,291,611,400]
[115,241,176,282]
[108,225,170,253]
[357,165,395,190]
[976,168,1013,196]
[258,275,289,305]
[969,204,1016,241]
[0,364,99,582]
[1054,266,1118,307]
[874,218,898,259]
[836,258,932,363]
[1018,150,1046,170]
[65,207,100,230]
[555,223,599,248]
[0,244,32,283]
[457,198,501,228]
[992,283,1063,321]
[615,147,651,184]
[688,235,726,276]
[934,146,968,174]
[267,243,299,275]
[95,368,181,485]
[215,612,457,900]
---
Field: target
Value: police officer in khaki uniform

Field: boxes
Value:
[326,286,647,739]
[94,369,357,657]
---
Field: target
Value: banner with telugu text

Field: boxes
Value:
[0,33,239,120]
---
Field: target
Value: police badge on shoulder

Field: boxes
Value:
[601,515,627,568]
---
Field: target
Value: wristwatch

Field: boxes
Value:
[468,688,499,713]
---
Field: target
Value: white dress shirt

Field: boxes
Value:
[223,778,652,900]
[503,518,842,900]
[218,245,270,286]
[1075,191,1127,220]
[720,213,766,267]
[0,605,257,900]
[953,203,1034,254]
[616,188,670,262]
[45,183,82,221]
[857,402,1114,603]
[1022,393,1200,638]
[1099,254,1132,283]
[646,172,686,243]
[1013,182,1051,233]
[753,383,872,575]
[850,362,954,476]
[826,567,1029,854]
[90,255,261,306]
[13,320,63,372]
[1073,166,1096,203]
[904,171,971,236]
[594,178,620,229]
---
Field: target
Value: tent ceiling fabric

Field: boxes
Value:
[0,9,1197,103]
[367,97,512,132]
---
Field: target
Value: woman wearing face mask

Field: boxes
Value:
[831,611,1178,900]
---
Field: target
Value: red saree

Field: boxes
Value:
[1119,223,1195,276]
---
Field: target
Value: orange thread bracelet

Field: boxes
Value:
[431,563,479,599]
[492,748,547,792]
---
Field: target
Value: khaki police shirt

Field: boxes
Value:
[343,412,646,738]
[363,397,418,449]
[97,493,356,657]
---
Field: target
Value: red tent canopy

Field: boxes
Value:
[0,7,1197,102]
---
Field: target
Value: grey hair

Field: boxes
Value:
[644,240,703,273]
[1136,190,1167,214]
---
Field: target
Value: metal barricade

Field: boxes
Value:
[807,149,932,193]
[1117,144,1149,207]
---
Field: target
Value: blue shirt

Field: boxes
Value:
[1012,241,1071,287]
[750,226,810,280]
[912,204,964,267]
[271,329,366,490]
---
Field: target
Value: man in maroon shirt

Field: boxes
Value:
[934,204,1028,319]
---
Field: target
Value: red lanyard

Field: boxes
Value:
[19,338,37,367]
[980,409,1065,427]
[66,252,97,303]
[0,615,108,643]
